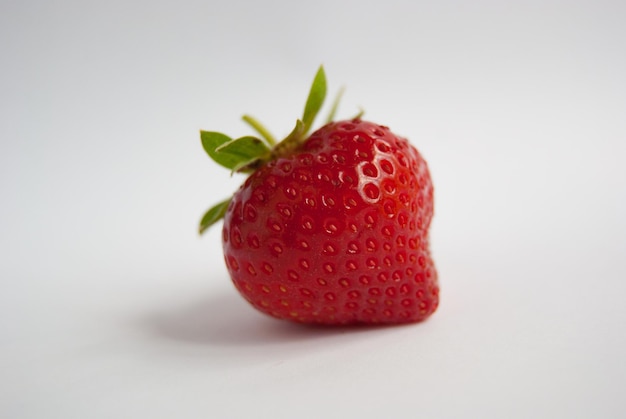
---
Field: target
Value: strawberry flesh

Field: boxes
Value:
[222,119,439,325]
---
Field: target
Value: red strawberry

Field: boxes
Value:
[199,67,438,325]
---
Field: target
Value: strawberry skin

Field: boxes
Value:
[222,119,438,325]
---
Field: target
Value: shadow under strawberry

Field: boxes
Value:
[142,285,417,347]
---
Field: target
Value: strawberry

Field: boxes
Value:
[199,67,438,325]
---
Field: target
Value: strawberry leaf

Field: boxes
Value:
[215,136,271,168]
[200,131,235,169]
[201,131,270,171]
[301,66,327,134]
[199,197,231,234]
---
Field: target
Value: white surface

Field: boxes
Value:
[2,1,626,418]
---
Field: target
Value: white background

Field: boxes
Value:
[2,0,626,418]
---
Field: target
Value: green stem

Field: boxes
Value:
[242,115,277,146]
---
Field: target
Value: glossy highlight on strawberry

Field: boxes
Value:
[199,67,439,325]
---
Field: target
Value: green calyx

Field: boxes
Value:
[199,66,342,234]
